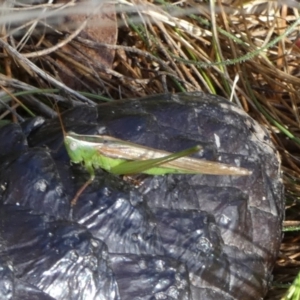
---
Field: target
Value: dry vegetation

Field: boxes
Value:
[1,0,300,298]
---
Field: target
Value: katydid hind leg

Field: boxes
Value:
[111,146,200,175]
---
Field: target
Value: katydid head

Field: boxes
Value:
[64,133,99,165]
[64,134,84,164]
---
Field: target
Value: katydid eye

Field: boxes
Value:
[69,141,78,151]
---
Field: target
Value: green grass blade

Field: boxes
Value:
[281,271,300,300]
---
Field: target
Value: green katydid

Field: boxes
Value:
[56,107,251,206]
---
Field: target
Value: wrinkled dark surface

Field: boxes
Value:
[0,92,284,300]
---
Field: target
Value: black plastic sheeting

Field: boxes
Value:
[0,92,284,299]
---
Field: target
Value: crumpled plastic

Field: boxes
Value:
[0,92,284,299]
